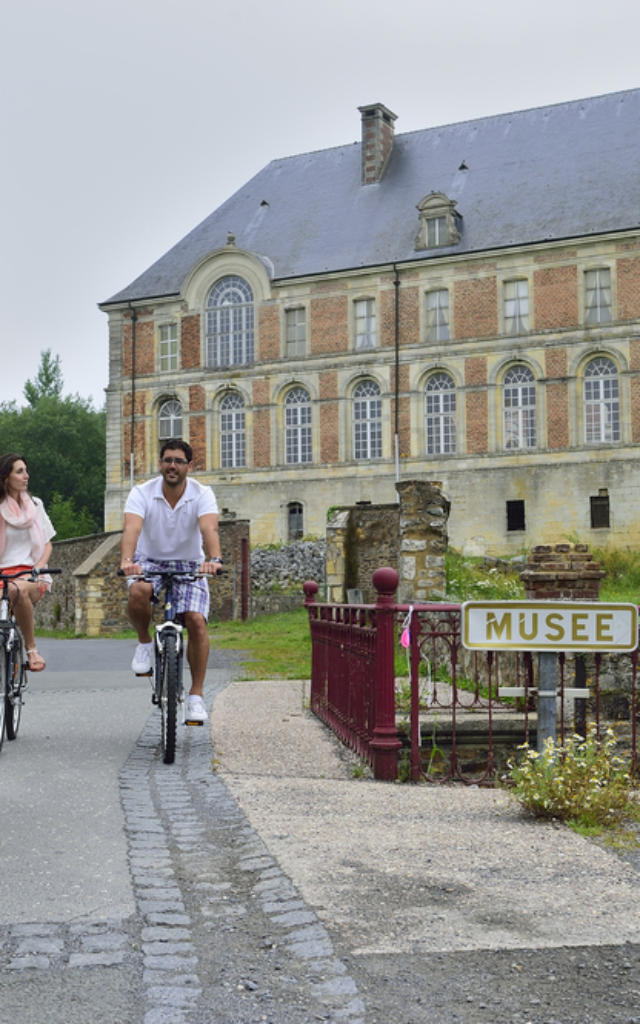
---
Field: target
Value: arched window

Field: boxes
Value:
[425,373,456,454]
[206,275,254,367]
[503,365,536,450]
[584,357,620,442]
[158,399,182,442]
[220,392,245,468]
[353,380,382,460]
[287,501,304,541]
[285,387,312,464]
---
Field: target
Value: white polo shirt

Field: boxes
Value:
[124,476,219,562]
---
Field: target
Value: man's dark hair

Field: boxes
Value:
[160,439,193,463]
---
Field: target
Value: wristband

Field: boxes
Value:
[210,557,223,564]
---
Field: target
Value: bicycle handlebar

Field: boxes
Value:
[0,567,62,580]
[117,568,227,579]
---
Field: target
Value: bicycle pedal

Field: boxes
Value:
[184,719,204,727]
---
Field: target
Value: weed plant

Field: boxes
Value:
[506,727,638,833]
[445,550,524,602]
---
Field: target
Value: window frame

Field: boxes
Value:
[584,267,612,326]
[352,379,382,461]
[353,298,377,351]
[205,275,255,368]
[287,501,304,541]
[502,365,536,450]
[583,356,620,444]
[284,307,307,358]
[158,322,179,372]
[219,391,246,469]
[425,372,456,455]
[158,398,183,443]
[284,387,312,465]
[503,279,530,336]
[426,289,450,342]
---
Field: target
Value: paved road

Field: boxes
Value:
[0,640,364,1024]
[3,640,640,1024]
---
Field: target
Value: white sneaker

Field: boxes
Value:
[185,694,208,723]
[131,642,153,675]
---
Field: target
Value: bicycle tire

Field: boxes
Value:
[5,630,24,741]
[0,648,6,752]
[160,630,179,764]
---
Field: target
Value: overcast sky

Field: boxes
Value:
[2,0,639,408]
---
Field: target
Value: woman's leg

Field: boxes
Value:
[10,580,46,670]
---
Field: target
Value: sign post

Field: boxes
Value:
[461,600,638,751]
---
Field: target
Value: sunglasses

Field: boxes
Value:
[161,457,188,466]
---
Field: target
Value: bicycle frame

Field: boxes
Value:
[122,568,207,763]
[0,567,61,751]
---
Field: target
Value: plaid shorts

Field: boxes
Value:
[130,558,210,620]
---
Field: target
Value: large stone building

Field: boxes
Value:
[100,89,640,554]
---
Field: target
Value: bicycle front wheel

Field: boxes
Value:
[5,631,24,741]
[160,631,179,764]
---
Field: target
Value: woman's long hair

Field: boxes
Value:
[0,453,27,502]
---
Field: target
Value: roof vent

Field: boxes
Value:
[358,103,397,185]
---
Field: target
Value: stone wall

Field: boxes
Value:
[325,481,449,604]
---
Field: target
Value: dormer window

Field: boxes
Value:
[415,193,461,251]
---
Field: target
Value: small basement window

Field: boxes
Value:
[590,492,610,529]
[506,500,525,532]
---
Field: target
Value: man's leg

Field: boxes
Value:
[183,611,210,697]
[127,581,154,642]
[127,580,155,675]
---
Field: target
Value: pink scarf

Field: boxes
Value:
[0,495,47,565]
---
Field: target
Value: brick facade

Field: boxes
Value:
[104,234,640,553]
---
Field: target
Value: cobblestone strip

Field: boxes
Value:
[120,712,202,1024]
[0,918,139,972]
[153,683,366,1024]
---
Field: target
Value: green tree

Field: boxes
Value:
[47,493,97,540]
[23,349,63,407]
[0,351,106,535]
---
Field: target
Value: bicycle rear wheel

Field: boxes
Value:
[5,631,24,741]
[160,631,179,764]
[0,647,6,752]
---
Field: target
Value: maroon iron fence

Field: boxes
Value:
[304,567,639,783]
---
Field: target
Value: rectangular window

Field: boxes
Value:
[159,323,178,371]
[354,299,376,350]
[590,493,610,529]
[426,216,447,247]
[506,500,525,532]
[504,280,529,335]
[285,308,306,357]
[585,268,612,324]
[426,289,450,342]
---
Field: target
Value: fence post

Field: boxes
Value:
[370,567,402,780]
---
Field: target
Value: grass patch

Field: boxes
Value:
[209,607,311,679]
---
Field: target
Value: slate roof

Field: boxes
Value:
[102,88,640,306]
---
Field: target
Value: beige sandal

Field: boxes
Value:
[26,648,46,672]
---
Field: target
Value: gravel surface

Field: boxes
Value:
[212,678,640,1023]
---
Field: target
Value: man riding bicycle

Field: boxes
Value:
[120,439,223,723]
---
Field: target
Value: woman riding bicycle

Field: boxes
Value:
[0,452,55,672]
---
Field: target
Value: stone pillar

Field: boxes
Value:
[395,480,450,604]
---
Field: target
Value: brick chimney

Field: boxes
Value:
[358,103,397,185]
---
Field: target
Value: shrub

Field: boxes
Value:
[506,727,635,828]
